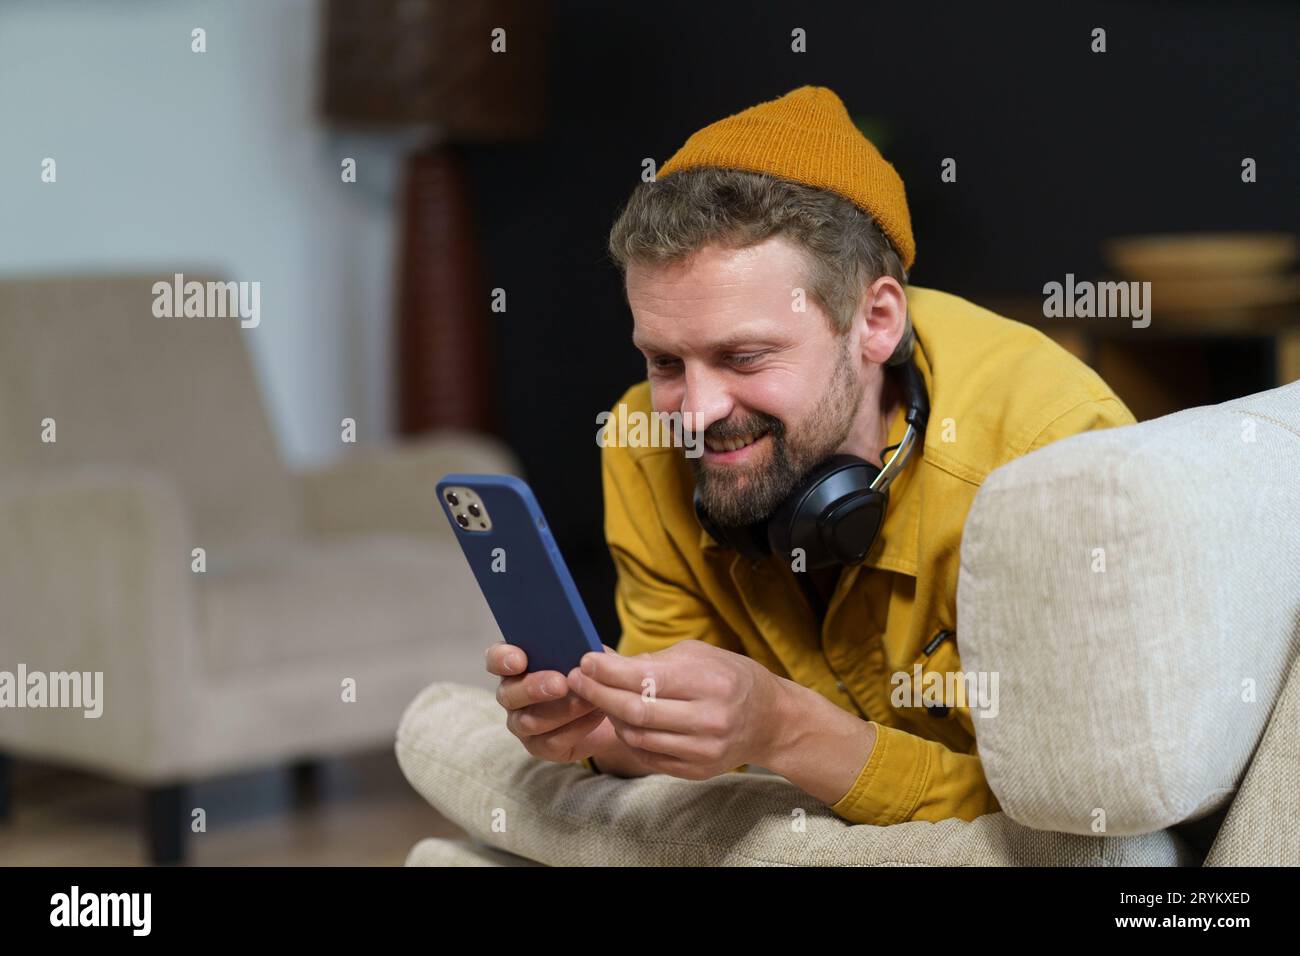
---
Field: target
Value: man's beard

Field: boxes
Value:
[690,343,864,528]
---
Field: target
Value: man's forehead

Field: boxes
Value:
[628,253,815,350]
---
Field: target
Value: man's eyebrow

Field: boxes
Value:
[708,334,783,352]
[633,331,784,353]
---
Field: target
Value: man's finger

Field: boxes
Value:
[485,642,527,677]
[575,647,711,700]
[607,714,705,761]
[496,670,571,710]
[506,692,597,738]
[529,708,607,760]
[567,666,708,733]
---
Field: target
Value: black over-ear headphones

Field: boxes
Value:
[693,354,929,570]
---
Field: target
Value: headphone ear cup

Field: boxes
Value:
[819,489,887,565]
[769,488,887,569]
[767,455,885,570]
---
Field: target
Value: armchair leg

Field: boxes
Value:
[145,783,188,865]
[0,753,11,822]
[290,758,322,805]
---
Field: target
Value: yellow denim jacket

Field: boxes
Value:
[596,286,1136,825]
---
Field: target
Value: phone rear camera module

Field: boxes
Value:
[442,485,491,532]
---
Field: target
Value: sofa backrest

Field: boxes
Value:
[958,380,1300,836]
[0,275,299,549]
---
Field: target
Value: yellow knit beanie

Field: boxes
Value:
[656,85,915,271]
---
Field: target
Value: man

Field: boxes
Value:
[486,85,1135,826]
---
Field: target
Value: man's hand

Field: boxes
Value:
[485,642,617,764]
[564,639,786,780]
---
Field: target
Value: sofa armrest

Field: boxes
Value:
[296,431,522,540]
[0,466,201,780]
[396,682,1197,867]
[958,391,1300,837]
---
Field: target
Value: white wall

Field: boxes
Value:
[0,0,403,467]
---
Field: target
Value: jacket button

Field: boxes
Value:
[835,679,847,693]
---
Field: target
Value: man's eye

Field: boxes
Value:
[650,356,681,371]
[728,352,766,367]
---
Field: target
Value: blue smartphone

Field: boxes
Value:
[436,473,604,675]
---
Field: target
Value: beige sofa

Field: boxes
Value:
[0,276,513,863]
[396,379,1300,866]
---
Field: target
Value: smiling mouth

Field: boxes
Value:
[704,428,770,454]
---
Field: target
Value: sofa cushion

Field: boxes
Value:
[197,533,495,676]
[406,838,544,867]
[958,381,1300,836]
[1204,646,1300,865]
[395,682,1195,866]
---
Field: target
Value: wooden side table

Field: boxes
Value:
[978,296,1300,421]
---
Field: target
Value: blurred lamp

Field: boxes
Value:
[321,0,551,435]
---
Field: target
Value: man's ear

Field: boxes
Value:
[858,276,907,366]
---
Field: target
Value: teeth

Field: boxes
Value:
[707,430,766,453]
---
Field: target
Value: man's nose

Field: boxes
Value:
[679,365,732,435]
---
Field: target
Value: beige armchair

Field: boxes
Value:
[0,275,513,863]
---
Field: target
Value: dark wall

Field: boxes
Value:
[457,0,1299,640]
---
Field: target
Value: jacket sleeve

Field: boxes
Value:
[829,723,1000,824]
[1024,395,1137,455]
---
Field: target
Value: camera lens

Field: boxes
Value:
[456,513,469,528]
[468,503,481,517]
[445,492,460,506]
